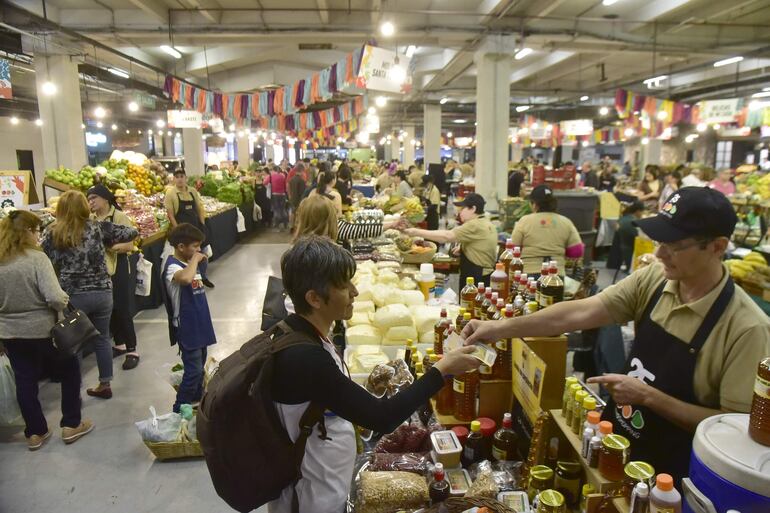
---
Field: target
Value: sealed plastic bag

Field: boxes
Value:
[357,471,429,513]
[0,355,21,425]
[135,255,152,297]
[369,452,431,474]
[155,362,184,388]
[135,406,183,442]
[374,423,430,454]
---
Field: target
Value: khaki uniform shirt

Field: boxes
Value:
[598,262,770,412]
[511,212,582,274]
[452,216,498,275]
[164,186,205,223]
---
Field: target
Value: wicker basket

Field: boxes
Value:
[400,241,437,264]
[424,496,513,513]
[143,439,203,461]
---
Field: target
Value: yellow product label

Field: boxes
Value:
[453,378,465,394]
[651,508,675,513]
[492,446,507,461]
[496,340,508,351]
[539,294,554,308]
[755,375,770,400]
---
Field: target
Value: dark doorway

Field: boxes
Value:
[16,150,34,173]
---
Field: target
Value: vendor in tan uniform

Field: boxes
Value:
[463,187,770,484]
[404,193,498,286]
[511,184,584,275]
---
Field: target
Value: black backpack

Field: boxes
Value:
[196,321,327,513]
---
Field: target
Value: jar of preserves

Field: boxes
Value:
[622,461,655,502]
[527,465,554,502]
[536,489,566,513]
[453,369,479,421]
[554,461,582,506]
[749,356,770,446]
[598,434,631,481]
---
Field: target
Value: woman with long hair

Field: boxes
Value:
[0,210,92,449]
[41,190,138,400]
[293,195,398,244]
[335,163,353,206]
[637,165,663,210]
[308,171,343,217]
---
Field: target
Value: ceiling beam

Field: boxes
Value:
[510,51,574,84]
[317,0,329,24]
[126,0,168,23]
[625,0,697,32]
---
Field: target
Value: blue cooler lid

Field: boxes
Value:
[692,414,770,498]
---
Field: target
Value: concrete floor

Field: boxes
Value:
[0,230,291,513]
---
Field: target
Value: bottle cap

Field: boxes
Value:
[435,462,444,472]
[565,376,578,386]
[420,263,434,275]
[575,391,588,405]
[582,483,595,496]
[633,482,649,498]
[463,313,472,320]
[406,338,414,347]
[506,238,513,247]
[656,473,674,492]
[429,354,439,363]
[586,411,601,424]
[470,420,481,432]
[495,263,504,271]
[477,282,485,290]
[451,425,469,444]
[583,397,597,410]
[502,412,512,426]
[491,292,498,300]
[590,436,601,445]
[426,348,435,355]
[458,307,466,316]
[514,246,521,255]
[466,277,475,285]
[569,384,582,397]
[476,417,497,437]
[598,421,613,435]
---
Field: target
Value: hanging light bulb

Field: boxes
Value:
[111,124,118,131]
[41,81,57,96]
[96,121,103,128]
[156,119,166,128]
[375,96,387,108]
[128,101,139,112]
[93,106,106,119]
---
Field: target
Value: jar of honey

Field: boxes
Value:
[622,461,655,501]
[749,357,770,447]
[554,461,582,505]
[598,434,630,481]
[536,489,566,513]
[527,465,554,502]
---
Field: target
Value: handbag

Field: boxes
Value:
[260,276,288,331]
[51,304,100,357]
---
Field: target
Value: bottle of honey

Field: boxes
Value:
[518,273,529,298]
[459,312,472,333]
[455,307,466,329]
[475,286,491,320]
[460,277,477,313]
[435,355,455,415]
[498,239,515,293]
[434,308,450,355]
[749,357,770,446]
[492,305,514,380]
[486,292,499,320]
[511,270,522,299]
[492,412,519,462]
[539,262,564,309]
[513,294,525,316]
[536,261,549,307]
[493,298,505,320]
[453,370,479,421]
[490,263,509,302]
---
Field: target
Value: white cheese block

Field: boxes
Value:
[346,324,382,345]
[372,304,414,330]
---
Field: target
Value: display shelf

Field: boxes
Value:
[430,398,468,427]
[43,177,76,192]
[548,409,624,496]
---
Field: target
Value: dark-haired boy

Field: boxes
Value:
[163,223,217,412]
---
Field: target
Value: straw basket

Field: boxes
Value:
[424,496,513,513]
[143,425,203,461]
[400,241,437,264]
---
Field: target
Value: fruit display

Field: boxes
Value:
[125,162,166,197]
[45,166,89,190]
[117,190,160,239]
[725,251,769,281]
[735,172,770,203]
[190,173,255,205]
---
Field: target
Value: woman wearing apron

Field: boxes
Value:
[269,237,481,513]
[164,169,214,288]
[87,185,140,370]
[421,174,441,230]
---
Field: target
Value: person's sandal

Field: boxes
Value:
[112,347,127,358]
[122,354,140,370]
[86,385,112,399]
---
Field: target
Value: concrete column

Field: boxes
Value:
[265,144,275,162]
[475,36,515,211]
[403,125,415,166]
[182,128,205,175]
[642,139,662,171]
[163,134,175,156]
[35,55,86,173]
[423,104,441,169]
[390,135,400,163]
[511,143,523,164]
[236,133,251,167]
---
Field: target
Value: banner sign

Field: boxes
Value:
[700,99,740,123]
[356,45,412,94]
[363,113,380,134]
[560,119,594,136]
[0,59,11,99]
[167,110,203,128]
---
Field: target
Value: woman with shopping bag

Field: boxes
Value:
[0,210,93,450]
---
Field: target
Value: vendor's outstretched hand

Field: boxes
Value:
[462,319,506,346]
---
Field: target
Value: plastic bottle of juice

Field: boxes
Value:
[650,474,681,513]
[429,462,451,505]
[453,370,479,421]
[434,308,450,355]
[460,277,478,313]
[492,412,519,462]
[490,263,509,302]
[462,420,484,468]
[473,282,486,320]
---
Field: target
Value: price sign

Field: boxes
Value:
[0,171,36,208]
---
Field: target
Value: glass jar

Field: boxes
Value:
[527,465,554,502]
[536,489,566,513]
[622,461,655,502]
[554,461,582,506]
[598,434,631,481]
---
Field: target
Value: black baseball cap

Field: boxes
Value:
[454,192,485,213]
[529,184,553,202]
[633,186,737,242]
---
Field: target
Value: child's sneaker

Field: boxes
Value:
[62,419,94,445]
[27,430,52,451]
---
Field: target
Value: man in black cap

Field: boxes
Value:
[463,187,769,483]
[403,192,497,286]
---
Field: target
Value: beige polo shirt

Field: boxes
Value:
[598,262,770,412]
[164,186,205,222]
[511,212,582,274]
[452,215,498,275]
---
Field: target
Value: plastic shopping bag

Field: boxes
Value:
[0,355,22,425]
[135,255,153,297]
[236,209,246,233]
[135,406,183,442]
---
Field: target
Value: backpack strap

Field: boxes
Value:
[291,401,328,513]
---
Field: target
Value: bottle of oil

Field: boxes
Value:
[434,308,450,355]
[477,288,493,320]
[472,282,486,320]
[539,262,564,309]
[490,263,509,302]
[535,261,549,307]
[498,239,515,294]
[455,307,467,329]
[749,357,770,446]
[460,277,477,313]
[487,292,500,320]
[453,370,479,421]
[459,312,472,333]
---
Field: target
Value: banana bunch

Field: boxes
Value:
[725,252,768,280]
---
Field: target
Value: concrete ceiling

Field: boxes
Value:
[2,0,770,132]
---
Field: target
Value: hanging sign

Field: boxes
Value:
[133,92,156,109]
[718,126,752,138]
[0,171,34,208]
[167,110,203,129]
[699,99,740,123]
[0,59,12,99]
[560,119,594,136]
[356,45,412,94]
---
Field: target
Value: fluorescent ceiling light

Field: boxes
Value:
[602,0,620,5]
[641,137,649,145]
[752,91,770,98]
[405,45,416,58]
[516,105,531,112]
[108,67,129,79]
[160,45,182,59]
[439,97,449,104]
[453,119,467,123]
[599,106,609,116]
[514,48,533,60]
[643,75,668,87]
[380,21,395,37]
[714,56,743,67]
[580,95,589,101]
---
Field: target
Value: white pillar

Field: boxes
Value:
[403,125,415,167]
[642,139,662,173]
[511,143,523,164]
[163,134,175,156]
[182,128,205,175]
[236,133,251,167]
[265,144,275,162]
[390,135,400,163]
[475,36,514,211]
[423,104,441,169]
[35,55,86,173]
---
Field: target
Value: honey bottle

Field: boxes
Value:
[460,277,477,313]
[455,307,467,329]
[477,288,493,320]
[749,357,770,446]
[435,355,455,415]
[434,308,450,355]
[539,262,564,309]
[453,369,479,421]
[490,263,509,302]
[473,282,486,320]
[486,292,499,320]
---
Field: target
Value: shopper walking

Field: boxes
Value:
[463,187,770,483]
[164,169,214,287]
[0,210,93,450]
[264,165,289,230]
[267,236,480,513]
[308,171,343,217]
[287,166,308,231]
[41,191,138,400]
[87,185,140,370]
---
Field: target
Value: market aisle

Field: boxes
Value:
[0,236,290,513]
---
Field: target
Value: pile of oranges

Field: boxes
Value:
[126,163,165,197]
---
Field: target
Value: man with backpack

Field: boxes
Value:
[197,236,480,513]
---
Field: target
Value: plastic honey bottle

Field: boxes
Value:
[498,239,515,292]
[473,282,486,320]
[460,277,477,314]
[453,370,479,422]
[486,292,499,320]
[490,263,509,302]
[539,262,564,309]
[492,412,519,462]
[434,308,450,355]
[478,289,493,320]
[650,474,681,513]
